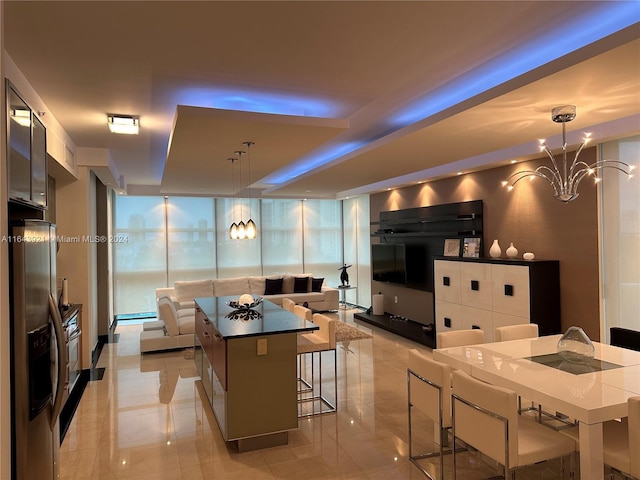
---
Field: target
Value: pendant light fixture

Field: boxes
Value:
[234,150,246,239]
[243,141,257,239]
[228,157,239,239]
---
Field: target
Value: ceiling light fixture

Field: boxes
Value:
[243,141,257,240]
[503,105,634,202]
[107,114,139,135]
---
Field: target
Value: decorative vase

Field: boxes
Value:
[506,243,518,258]
[489,239,501,258]
[557,326,595,364]
[523,252,535,261]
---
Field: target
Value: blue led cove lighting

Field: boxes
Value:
[176,87,341,118]
[391,3,640,127]
[264,141,367,185]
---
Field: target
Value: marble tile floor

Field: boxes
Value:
[60,310,581,479]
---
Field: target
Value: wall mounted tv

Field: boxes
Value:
[372,242,432,291]
[371,243,406,286]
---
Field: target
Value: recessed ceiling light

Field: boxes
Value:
[107,114,139,135]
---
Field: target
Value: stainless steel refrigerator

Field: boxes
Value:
[9,219,66,480]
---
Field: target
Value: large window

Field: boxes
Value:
[600,135,640,342]
[261,199,303,274]
[303,200,342,283]
[112,196,167,315]
[112,196,354,315]
[167,197,216,283]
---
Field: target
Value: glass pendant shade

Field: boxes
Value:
[229,222,238,239]
[246,219,257,239]
[237,221,246,239]
[557,326,595,364]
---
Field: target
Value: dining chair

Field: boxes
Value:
[296,313,337,416]
[495,323,541,416]
[560,395,639,479]
[451,369,576,480]
[494,324,580,430]
[495,323,539,342]
[282,297,296,313]
[436,329,484,349]
[610,327,640,352]
[407,349,453,480]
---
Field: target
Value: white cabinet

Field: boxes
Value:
[434,258,560,346]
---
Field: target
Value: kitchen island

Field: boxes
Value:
[194,296,317,452]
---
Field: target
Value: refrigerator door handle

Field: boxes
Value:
[49,294,67,430]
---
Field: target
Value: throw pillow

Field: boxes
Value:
[311,277,324,292]
[294,276,310,293]
[264,277,283,295]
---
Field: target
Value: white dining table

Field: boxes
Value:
[433,335,640,479]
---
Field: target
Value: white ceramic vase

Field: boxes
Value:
[506,243,518,258]
[489,239,501,258]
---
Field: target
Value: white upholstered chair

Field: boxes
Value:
[140,296,195,353]
[282,297,296,312]
[437,329,484,349]
[495,323,541,415]
[407,349,454,480]
[494,323,575,424]
[495,323,539,342]
[451,370,576,479]
[296,313,337,416]
[561,395,639,479]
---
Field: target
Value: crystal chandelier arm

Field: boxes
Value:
[506,168,561,197]
[541,145,562,178]
[567,138,592,181]
[571,161,632,191]
[590,159,633,172]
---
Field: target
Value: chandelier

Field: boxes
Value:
[503,105,634,202]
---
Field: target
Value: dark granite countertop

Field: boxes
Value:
[195,296,318,339]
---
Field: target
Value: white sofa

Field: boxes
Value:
[140,274,339,353]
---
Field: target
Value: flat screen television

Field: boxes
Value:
[371,243,406,286]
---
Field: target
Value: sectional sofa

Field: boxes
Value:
[139,274,339,353]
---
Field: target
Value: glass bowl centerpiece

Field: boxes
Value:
[557,326,595,364]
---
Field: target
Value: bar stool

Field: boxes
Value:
[282,297,296,313]
[296,313,337,416]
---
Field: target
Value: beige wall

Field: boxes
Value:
[56,166,98,368]
[371,147,600,340]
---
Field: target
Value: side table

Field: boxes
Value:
[336,285,356,309]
